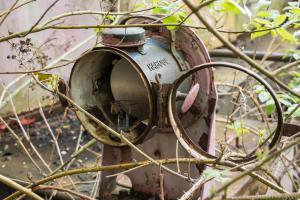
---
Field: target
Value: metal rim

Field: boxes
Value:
[69,46,155,147]
[168,62,283,163]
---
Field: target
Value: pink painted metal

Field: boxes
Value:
[181,83,200,113]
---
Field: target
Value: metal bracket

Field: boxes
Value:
[170,30,188,71]
[152,80,172,128]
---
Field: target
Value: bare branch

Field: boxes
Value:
[0,0,21,26]
[0,174,43,200]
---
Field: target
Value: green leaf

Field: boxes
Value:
[227,121,249,138]
[151,0,159,5]
[106,15,116,21]
[35,73,53,81]
[273,15,287,26]
[162,15,178,30]
[256,147,269,160]
[285,104,300,118]
[270,29,277,37]
[254,18,272,25]
[93,27,104,34]
[279,98,292,106]
[256,11,271,18]
[257,129,266,145]
[35,73,60,91]
[203,168,230,183]
[266,99,275,115]
[256,10,279,19]
[277,93,298,104]
[258,91,271,102]
[218,0,245,15]
[291,7,300,16]
[277,28,296,42]
[251,28,270,40]
[253,85,265,93]
[152,7,168,14]
[254,0,271,12]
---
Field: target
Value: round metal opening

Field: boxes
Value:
[69,48,154,146]
[110,58,149,120]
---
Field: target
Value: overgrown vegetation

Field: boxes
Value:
[0,0,299,200]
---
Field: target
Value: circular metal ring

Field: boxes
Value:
[69,47,155,147]
[119,15,161,25]
[168,61,283,163]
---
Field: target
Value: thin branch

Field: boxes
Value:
[182,0,300,99]
[0,33,96,112]
[0,60,74,75]
[0,0,35,18]
[41,7,155,27]
[34,185,94,200]
[22,0,60,37]
[39,101,64,165]
[31,73,288,194]
[160,165,165,200]
[0,22,289,44]
[9,95,53,173]
[106,163,149,178]
[285,103,300,121]
[50,139,97,175]
[4,158,213,200]
[0,0,20,26]
[179,177,206,200]
[272,60,300,76]
[0,76,25,107]
[205,136,300,200]
[0,23,184,43]
[216,192,300,200]
[32,75,191,182]
[0,174,43,200]
[0,116,42,173]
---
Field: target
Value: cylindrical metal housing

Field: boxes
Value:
[69,26,214,147]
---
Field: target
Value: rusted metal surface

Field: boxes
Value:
[69,47,155,147]
[101,27,146,47]
[168,62,284,163]
[68,19,212,147]
[98,16,215,200]
[99,132,203,200]
[170,30,188,71]
[152,82,172,128]
[68,14,215,199]
[281,123,300,137]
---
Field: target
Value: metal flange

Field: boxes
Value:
[168,62,284,163]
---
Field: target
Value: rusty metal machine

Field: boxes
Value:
[69,16,216,199]
[67,16,287,199]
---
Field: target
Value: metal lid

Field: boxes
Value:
[101,27,146,47]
